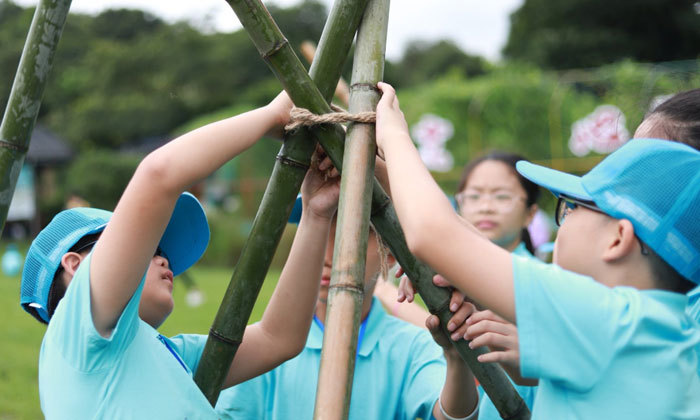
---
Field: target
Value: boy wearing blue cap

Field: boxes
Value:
[375,82,700,418]
[22,92,344,419]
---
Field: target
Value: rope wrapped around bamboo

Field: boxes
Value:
[285,104,376,131]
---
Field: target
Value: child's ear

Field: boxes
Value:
[60,252,85,279]
[601,219,637,263]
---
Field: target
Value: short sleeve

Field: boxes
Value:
[402,330,445,420]
[513,255,637,391]
[45,252,145,372]
[215,374,268,420]
[169,333,207,373]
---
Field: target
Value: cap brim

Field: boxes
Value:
[159,192,210,276]
[516,161,591,200]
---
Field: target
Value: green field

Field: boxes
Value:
[0,264,281,419]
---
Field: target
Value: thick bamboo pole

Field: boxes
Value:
[313,0,389,418]
[0,0,72,231]
[193,0,370,405]
[217,2,530,418]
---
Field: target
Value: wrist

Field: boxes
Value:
[300,207,335,224]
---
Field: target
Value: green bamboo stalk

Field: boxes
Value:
[223,8,531,420]
[213,1,530,418]
[193,0,370,406]
[0,0,72,231]
[313,0,388,417]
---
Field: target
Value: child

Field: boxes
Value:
[215,194,480,420]
[375,82,700,418]
[21,92,343,418]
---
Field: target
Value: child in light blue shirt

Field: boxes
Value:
[376,81,700,419]
[22,92,345,418]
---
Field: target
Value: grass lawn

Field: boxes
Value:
[0,264,281,419]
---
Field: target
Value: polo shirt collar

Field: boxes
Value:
[306,296,387,357]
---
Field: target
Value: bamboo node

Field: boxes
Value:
[350,82,381,93]
[275,153,310,170]
[328,283,364,295]
[285,104,376,131]
[208,328,242,347]
[0,139,28,153]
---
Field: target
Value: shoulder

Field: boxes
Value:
[377,312,442,358]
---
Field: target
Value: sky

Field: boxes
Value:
[13,0,524,61]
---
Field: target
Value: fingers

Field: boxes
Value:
[377,82,396,108]
[468,329,516,350]
[315,147,340,178]
[432,274,451,288]
[447,302,476,341]
[465,318,517,340]
[465,309,507,326]
[398,275,415,303]
[449,289,465,312]
[476,349,518,364]
[395,266,404,278]
[426,314,451,349]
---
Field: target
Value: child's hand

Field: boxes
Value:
[465,309,524,377]
[396,267,417,302]
[426,300,477,355]
[301,146,340,221]
[265,91,294,140]
[375,82,410,159]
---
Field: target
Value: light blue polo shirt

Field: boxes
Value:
[513,255,700,419]
[215,297,445,420]
[689,286,700,377]
[39,253,217,419]
[477,242,537,420]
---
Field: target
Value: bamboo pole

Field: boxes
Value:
[216,1,530,418]
[300,41,350,106]
[313,0,388,417]
[193,0,370,405]
[0,0,72,231]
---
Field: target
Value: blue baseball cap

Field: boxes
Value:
[516,139,700,284]
[21,192,209,323]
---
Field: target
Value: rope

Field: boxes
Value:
[371,222,391,283]
[285,104,376,131]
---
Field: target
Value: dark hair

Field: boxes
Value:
[642,89,700,292]
[45,232,102,322]
[646,88,700,150]
[645,244,696,294]
[457,151,541,254]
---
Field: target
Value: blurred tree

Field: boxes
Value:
[504,0,700,69]
[64,150,140,210]
[90,9,164,41]
[386,40,488,87]
[0,1,35,115]
[2,0,327,150]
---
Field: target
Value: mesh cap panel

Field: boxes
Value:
[21,208,111,323]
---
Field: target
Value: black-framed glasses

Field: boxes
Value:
[555,196,649,255]
[555,196,601,227]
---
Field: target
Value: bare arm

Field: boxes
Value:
[89,93,293,336]
[426,295,479,420]
[223,149,340,387]
[375,82,515,323]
